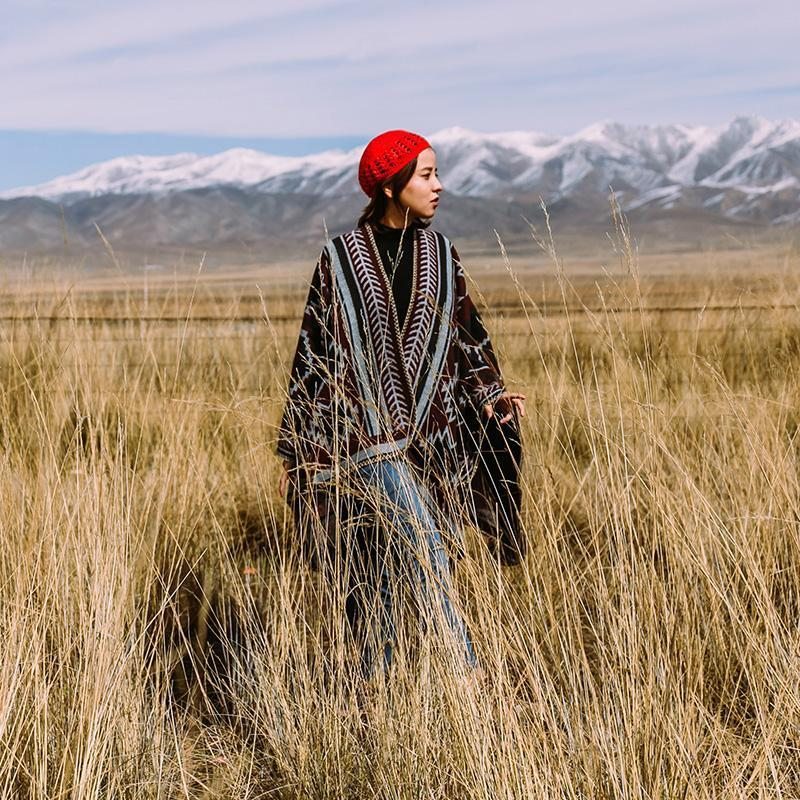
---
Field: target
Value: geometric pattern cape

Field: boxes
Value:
[277,222,525,567]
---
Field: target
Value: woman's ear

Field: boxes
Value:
[383,185,393,200]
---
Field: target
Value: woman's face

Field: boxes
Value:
[391,147,442,219]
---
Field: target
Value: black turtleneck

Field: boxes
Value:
[370,220,416,329]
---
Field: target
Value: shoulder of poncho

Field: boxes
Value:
[324,226,453,257]
[327,227,363,247]
[422,228,457,261]
[428,228,453,249]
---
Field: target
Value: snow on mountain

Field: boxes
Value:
[3,116,799,224]
[668,116,800,191]
[2,146,363,201]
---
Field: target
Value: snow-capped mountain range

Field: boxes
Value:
[1,116,798,255]
[4,116,800,225]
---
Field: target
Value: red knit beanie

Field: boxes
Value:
[358,129,431,197]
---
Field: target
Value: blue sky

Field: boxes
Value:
[1,0,797,191]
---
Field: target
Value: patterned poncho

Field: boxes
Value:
[277,222,524,564]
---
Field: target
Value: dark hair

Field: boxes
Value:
[357,157,432,229]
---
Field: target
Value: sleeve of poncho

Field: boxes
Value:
[451,243,506,408]
[276,247,331,466]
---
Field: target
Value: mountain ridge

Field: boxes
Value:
[6,116,799,208]
[1,117,798,256]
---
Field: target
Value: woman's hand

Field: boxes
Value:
[483,391,526,424]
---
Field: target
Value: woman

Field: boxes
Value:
[277,130,526,680]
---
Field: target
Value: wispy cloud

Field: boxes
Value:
[1,0,797,137]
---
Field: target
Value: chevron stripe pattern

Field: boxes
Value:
[342,229,411,430]
[403,228,439,388]
[277,225,507,492]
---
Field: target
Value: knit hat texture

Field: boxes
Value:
[358,130,431,197]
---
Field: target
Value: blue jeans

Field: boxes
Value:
[338,458,478,679]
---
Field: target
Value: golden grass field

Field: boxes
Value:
[1,215,799,798]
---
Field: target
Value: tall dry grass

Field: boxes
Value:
[1,214,799,798]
